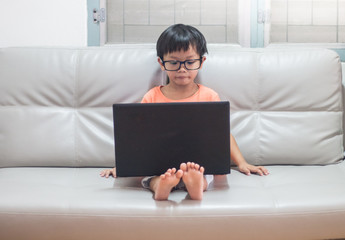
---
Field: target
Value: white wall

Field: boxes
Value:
[0,0,87,47]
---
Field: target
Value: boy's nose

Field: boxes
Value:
[178,63,188,72]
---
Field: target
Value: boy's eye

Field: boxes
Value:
[186,60,197,65]
[169,61,178,65]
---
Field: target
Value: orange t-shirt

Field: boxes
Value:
[141,84,220,103]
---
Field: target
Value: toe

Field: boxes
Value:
[191,162,196,169]
[176,169,184,178]
[162,171,171,178]
[180,163,187,171]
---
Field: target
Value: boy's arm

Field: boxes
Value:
[230,134,269,176]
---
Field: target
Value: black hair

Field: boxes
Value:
[156,24,208,60]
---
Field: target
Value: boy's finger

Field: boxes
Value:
[244,168,251,175]
[259,167,269,175]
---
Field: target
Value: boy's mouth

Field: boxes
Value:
[176,76,189,79]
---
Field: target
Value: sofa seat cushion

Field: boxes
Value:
[1,164,345,240]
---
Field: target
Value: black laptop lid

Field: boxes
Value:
[113,102,230,177]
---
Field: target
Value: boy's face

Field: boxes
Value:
[158,46,206,87]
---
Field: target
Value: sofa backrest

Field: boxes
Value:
[200,47,343,165]
[0,46,163,167]
[0,45,343,167]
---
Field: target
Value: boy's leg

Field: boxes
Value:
[180,162,207,200]
[149,168,183,201]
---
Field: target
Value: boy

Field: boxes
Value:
[101,24,269,200]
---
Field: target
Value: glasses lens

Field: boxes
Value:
[164,61,180,71]
[185,59,201,70]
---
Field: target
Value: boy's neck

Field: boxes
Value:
[161,83,199,100]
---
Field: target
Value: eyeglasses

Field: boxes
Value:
[161,58,202,71]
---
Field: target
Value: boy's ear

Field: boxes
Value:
[199,56,206,69]
[158,58,165,71]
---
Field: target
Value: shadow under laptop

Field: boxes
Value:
[211,175,230,190]
[112,177,143,189]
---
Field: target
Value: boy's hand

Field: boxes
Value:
[100,168,117,178]
[238,163,269,176]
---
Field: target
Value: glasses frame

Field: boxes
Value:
[161,58,203,71]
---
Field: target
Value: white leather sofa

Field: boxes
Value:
[1,45,345,240]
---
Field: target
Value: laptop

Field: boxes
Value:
[113,101,231,177]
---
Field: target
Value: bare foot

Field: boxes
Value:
[150,168,183,201]
[180,162,207,200]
